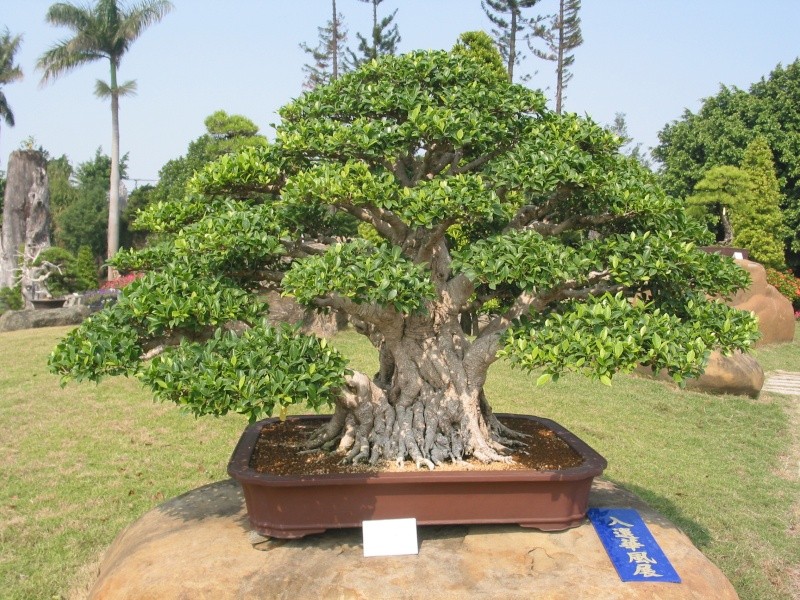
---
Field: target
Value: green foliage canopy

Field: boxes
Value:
[50,45,759,424]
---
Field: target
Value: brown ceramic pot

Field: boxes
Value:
[227,413,607,539]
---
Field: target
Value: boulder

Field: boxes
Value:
[0,306,90,333]
[86,479,738,600]
[0,150,50,290]
[729,259,794,346]
[636,350,764,398]
[685,350,764,397]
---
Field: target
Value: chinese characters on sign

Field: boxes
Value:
[587,508,681,583]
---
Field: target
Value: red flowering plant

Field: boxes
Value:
[73,272,145,311]
[101,272,144,291]
[765,268,800,315]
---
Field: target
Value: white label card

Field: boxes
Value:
[362,518,419,557]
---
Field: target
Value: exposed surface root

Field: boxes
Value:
[302,369,525,469]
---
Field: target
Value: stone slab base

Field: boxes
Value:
[88,478,737,600]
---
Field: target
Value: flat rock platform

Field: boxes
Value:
[88,478,737,599]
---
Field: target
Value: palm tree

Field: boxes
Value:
[0,28,24,149]
[37,0,172,275]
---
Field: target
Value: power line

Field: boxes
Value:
[121,177,159,189]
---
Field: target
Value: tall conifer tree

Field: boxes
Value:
[346,0,400,70]
[481,0,541,82]
[530,0,582,113]
[737,136,787,267]
[300,0,348,90]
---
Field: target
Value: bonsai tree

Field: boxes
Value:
[50,37,758,469]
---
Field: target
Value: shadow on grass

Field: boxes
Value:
[604,476,712,550]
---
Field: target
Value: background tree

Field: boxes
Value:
[37,0,173,278]
[300,0,348,90]
[135,111,266,212]
[120,183,154,248]
[737,136,787,268]
[686,165,752,246]
[452,31,506,80]
[47,154,79,243]
[346,0,400,70]
[34,245,98,295]
[608,112,650,168]
[529,0,582,113]
[0,28,23,156]
[654,60,800,267]
[55,149,128,261]
[51,44,758,470]
[481,0,541,82]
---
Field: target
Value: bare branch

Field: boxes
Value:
[529,212,636,237]
[338,201,408,244]
[385,156,413,188]
[450,148,504,175]
[446,148,464,176]
[312,293,398,330]
[413,218,456,265]
[505,185,574,232]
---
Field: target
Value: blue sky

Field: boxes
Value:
[2,0,800,185]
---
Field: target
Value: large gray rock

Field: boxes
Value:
[0,150,50,290]
[0,306,90,332]
[87,479,737,600]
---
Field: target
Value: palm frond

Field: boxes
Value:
[37,40,103,85]
[0,93,14,127]
[0,28,24,85]
[44,3,94,33]
[94,78,137,98]
[38,0,172,85]
[118,0,173,45]
[117,79,138,96]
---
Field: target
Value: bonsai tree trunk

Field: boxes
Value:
[0,150,50,292]
[721,206,733,245]
[304,308,517,469]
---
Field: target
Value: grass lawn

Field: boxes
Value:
[1,324,798,599]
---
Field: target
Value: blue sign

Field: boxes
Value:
[587,508,681,583]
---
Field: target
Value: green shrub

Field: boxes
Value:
[0,285,23,314]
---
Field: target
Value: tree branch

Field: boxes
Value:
[529,211,636,237]
[385,156,413,188]
[450,147,504,175]
[313,293,398,330]
[504,184,574,232]
[338,201,408,243]
[412,218,456,266]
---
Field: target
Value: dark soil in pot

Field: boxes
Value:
[250,415,585,475]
